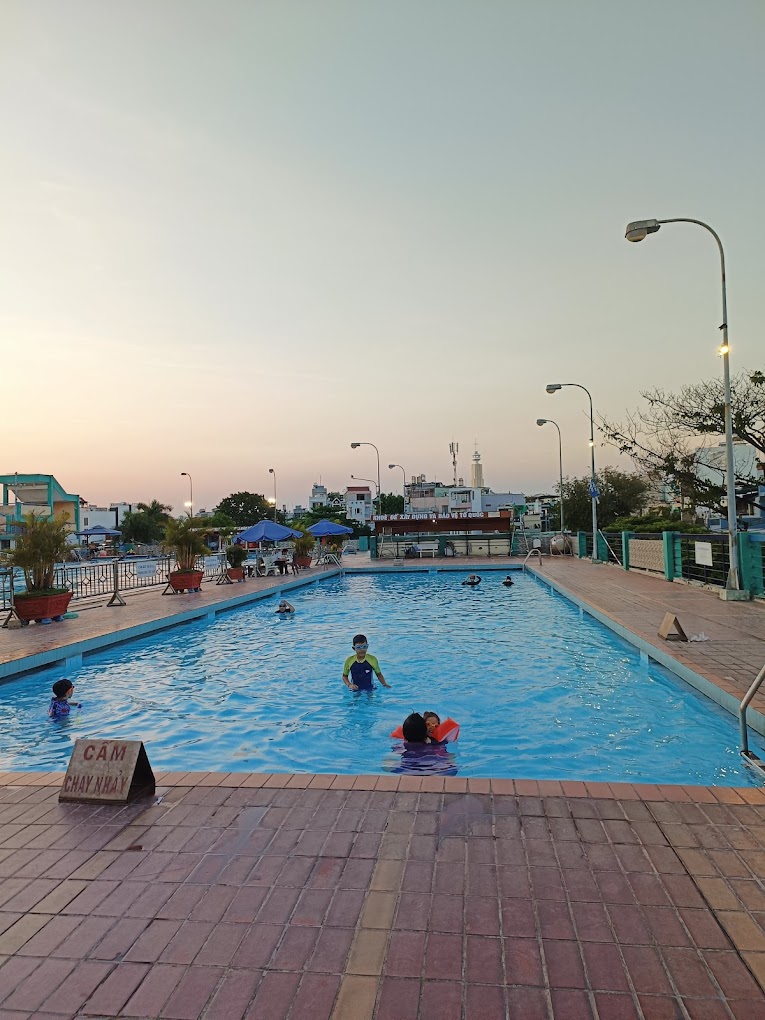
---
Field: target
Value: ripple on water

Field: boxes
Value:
[1,572,763,785]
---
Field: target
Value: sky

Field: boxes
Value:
[1,1,763,513]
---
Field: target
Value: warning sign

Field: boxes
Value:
[60,739,155,803]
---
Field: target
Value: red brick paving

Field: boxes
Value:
[0,775,764,1017]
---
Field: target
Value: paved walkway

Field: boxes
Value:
[1,772,765,1019]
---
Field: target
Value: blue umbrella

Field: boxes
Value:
[307,519,354,537]
[235,520,303,544]
[75,525,122,537]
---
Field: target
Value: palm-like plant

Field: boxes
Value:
[163,516,210,572]
[11,513,71,593]
[225,544,248,569]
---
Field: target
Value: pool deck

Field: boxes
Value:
[2,556,765,1016]
[1,772,765,1018]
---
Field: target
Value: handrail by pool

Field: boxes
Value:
[740,661,765,770]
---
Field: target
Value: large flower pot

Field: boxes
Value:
[294,555,312,569]
[168,569,204,593]
[14,590,73,625]
[227,567,245,582]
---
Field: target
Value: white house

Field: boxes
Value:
[447,487,526,515]
[80,502,135,536]
[344,485,374,524]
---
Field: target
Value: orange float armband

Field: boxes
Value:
[433,718,459,743]
[389,719,459,742]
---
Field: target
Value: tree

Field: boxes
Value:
[120,499,172,545]
[607,512,707,534]
[379,493,404,514]
[600,371,765,515]
[215,492,273,528]
[552,468,651,532]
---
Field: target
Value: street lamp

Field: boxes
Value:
[624,216,741,593]
[351,442,381,517]
[546,383,598,556]
[268,468,277,521]
[351,475,380,498]
[388,464,407,511]
[536,419,565,535]
[180,472,193,517]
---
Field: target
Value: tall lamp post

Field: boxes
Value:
[351,442,381,517]
[624,217,741,594]
[546,383,598,557]
[536,419,565,535]
[180,472,193,518]
[268,468,277,521]
[388,464,407,511]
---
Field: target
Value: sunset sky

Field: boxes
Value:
[1,1,763,513]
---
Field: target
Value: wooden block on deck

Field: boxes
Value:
[658,612,688,642]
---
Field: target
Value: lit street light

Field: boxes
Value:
[180,472,193,517]
[388,464,407,511]
[351,442,381,517]
[624,216,741,594]
[268,468,277,521]
[546,383,598,557]
[536,419,565,535]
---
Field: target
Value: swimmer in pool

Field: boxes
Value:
[342,634,391,691]
[462,574,481,586]
[502,575,514,587]
[423,711,441,740]
[402,713,428,743]
[48,679,81,719]
[276,599,295,614]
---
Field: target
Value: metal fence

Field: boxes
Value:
[677,534,730,588]
[1,554,227,612]
[600,533,623,564]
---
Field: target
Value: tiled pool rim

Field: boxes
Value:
[2,560,764,743]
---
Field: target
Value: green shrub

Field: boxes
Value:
[225,544,248,568]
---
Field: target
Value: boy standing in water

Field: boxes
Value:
[342,634,391,691]
[48,679,81,718]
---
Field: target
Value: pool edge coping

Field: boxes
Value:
[526,564,765,740]
[0,569,342,682]
[1,768,764,802]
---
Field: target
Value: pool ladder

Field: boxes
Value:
[739,661,765,777]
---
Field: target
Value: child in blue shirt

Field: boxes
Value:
[48,679,81,719]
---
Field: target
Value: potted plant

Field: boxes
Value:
[293,532,315,569]
[163,516,209,592]
[10,512,73,624]
[225,543,247,582]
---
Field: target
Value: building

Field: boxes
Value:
[344,485,374,524]
[696,441,765,524]
[0,474,81,550]
[447,487,526,515]
[79,502,135,532]
[309,484,328,510]
[470,449,485,489]
[309,484,344,512]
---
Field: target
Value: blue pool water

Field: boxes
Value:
[1,571,762,785]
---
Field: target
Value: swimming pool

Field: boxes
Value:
[1,571,762,785]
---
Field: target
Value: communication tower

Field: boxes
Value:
[449,442,459,487]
